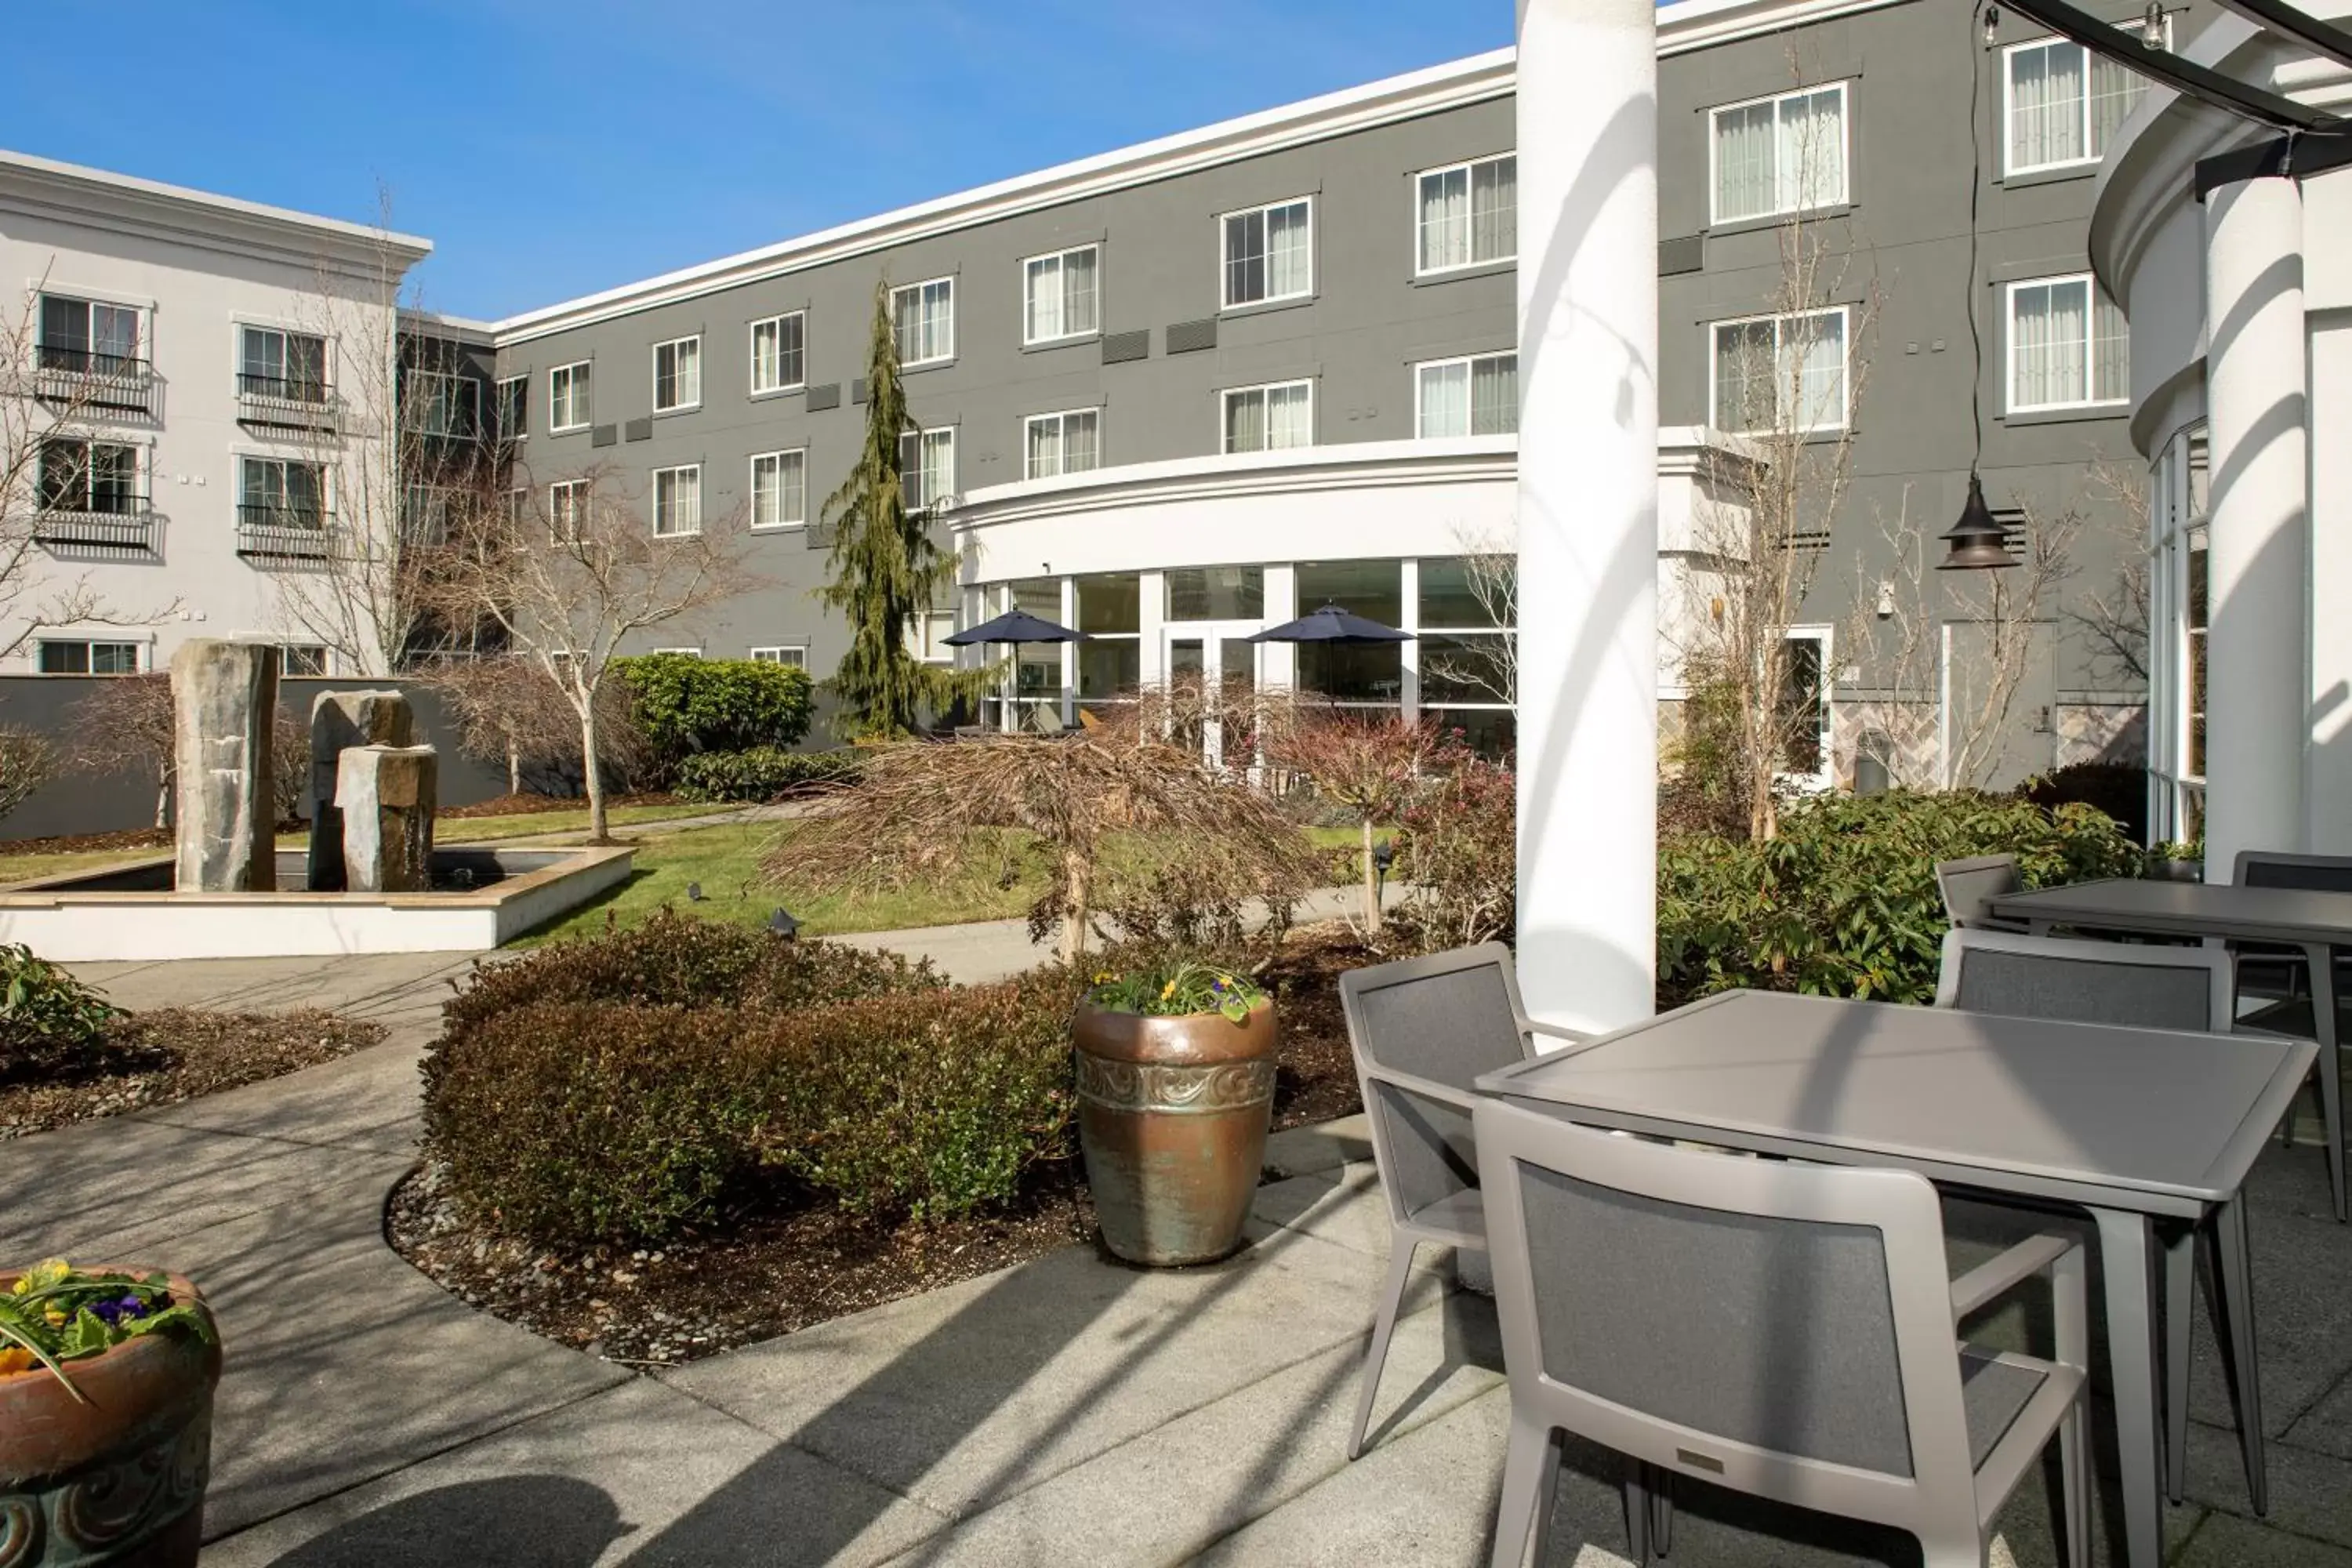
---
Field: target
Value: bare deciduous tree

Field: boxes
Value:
[424,653,645,798]
[69,673,173,827]
[419,466,752,840]
[1261,709,1454,932]
[1417,525,1518,708]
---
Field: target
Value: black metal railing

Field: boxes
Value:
[31,343,158,416]
[235,373,339,433]
[33,501,155,552]
[235,505,335,559]
[237,371,330,404]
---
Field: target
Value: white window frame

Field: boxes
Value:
[2004,272,2129,414]
[652,335,702,414]
[1022,408,1102,480]
[494,374,528,441]
[1412,351,1519,438]
[891,277,956,367]
[1777,625,1836,790]
[1220,379,1316,454]
[909,611,957,665]
[1705,81,1851,227]
[651,464,702,538]
[898,426,958,511]
[1706,305,1853,435]
[2002,28,2159,177]
[749,447,808,530]
[1219,196,1316,311]
[1021,244,1102,346]
[748,311,806,396]
[750,644,809,669]
[35,638,145,676]
[653,647,703,658]
[403,368,476,437]
[548,361,592,433]
[548,479,590,543]
[1413,153,1518,276]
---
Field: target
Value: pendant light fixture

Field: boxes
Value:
[1943,6,2020,571]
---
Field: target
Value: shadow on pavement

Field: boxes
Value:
[256,1475,627,1566]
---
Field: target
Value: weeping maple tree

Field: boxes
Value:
[818,279,986,739]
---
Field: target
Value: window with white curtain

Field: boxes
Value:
[549,361,592,430]
[1221,198,1313,309]
[750,313,804,394]
[549,479,589,542]
[898,427,956,510]
[2006,274,2129,412]
[1023,246,1100,343]
[652,464,702,536]
[891,278,956,365]
[751,645,809,669]
[652,336,700,412]
[2005,36,2147,175]
[1414,352,1519,437]
[1709,307,1849,434]
[750,448,808,528]
[1416,154,1517,274]
[1221,380,1314,452]
[1710,82,1849,225]
[1024,408,1101,478]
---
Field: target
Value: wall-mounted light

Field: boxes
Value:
[1875,580,1896,618]
[1983,4,2001,45]
[2141,0,2167,49]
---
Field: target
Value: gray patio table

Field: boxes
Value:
[1989,877,2352,1223]
[1475,989,2314,1568]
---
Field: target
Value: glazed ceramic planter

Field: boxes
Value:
[0,1270,220,1568]
[1073,999,1276,1265]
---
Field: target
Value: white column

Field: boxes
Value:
[1515,0,1660,1034]
[2202,177,2307,877]
[1261,564,1298,692]
[2307,318,2352,853]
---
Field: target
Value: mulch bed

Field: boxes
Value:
[389,923,1375,1367]
[0,826,172,860]
[0,1009,387,1140]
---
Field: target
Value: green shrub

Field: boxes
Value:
[1392,756,1518,949]
[1657,790,2140,1007]
[673,746,864,803]
[0,944,123,1082]
[615,654,815,770]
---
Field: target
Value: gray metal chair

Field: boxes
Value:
[2231,850,2352,1029]
[1935,927,2265,1513]
[1935,854,2028,932]
[1475,1098,2087,1568]
[1336,942,1586,1461]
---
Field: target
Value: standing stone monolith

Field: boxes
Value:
[307,691,416,891]
[336,744,438,894]
[172,641,279,892]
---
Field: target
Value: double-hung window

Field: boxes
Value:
[1709,307,1850,434]
[37,438,141,514]
[1710,83,1849,225]
[1221,198,1312,310]
[891,278,956,366]
[549,479,590,543]
[1023,245,1100,344]
[240,456,327,528]
[1416,154,1517,274]
[240,325,328,403]
[898,428,957,511]
[1024,409,1101,479]
[2007,274,2128,412]
[38,295,143,375]
[1221,380,1314,453]
[1414,353,1519,437]
[750,313,805,394]
[495,375,528,441]
[750,449,808,528]
[549,361,592,431]
[2005,35,2147,174]
[652,465,702,537]
[404,370,475,437]
[653,336,701,412]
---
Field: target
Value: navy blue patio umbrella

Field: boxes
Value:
[943,608,1087,646]
[1244,602,1414,645]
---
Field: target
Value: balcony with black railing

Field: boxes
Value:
[235,372,341,432]
[32,495,157,553]
[31,343,160,419]
[235,505,336,561]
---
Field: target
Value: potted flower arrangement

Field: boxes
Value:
[0,1260,222,1568]
[1074,960,1276,1265]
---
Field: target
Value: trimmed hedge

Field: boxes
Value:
[1657,789,2141,1007]
[615,653,815,771]
[423,912,1080,1247]
[673,746,865,803]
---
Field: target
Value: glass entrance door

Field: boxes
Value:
[1163,625,1260,768]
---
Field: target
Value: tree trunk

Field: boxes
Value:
[153,771,170,831]
[1058,847,1093,964]
[1360,817,1384,931]
[579,699,610,842]
[506,734,521,797]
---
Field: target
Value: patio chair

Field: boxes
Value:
[1335,943,1588,1462]
[1475,1097,2087,1568]
[1933,855,2027,932]
[2230,851,2352,1033]
[1935,927,2265,1510]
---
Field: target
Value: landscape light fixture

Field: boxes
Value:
[768,907,800,940]
[684,880,705,902]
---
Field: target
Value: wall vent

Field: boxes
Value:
[1658,235,1705,277]
[1101,329,1150,365]
[851,378,869,405]
[623,416,653,442]
[1165,318,1217,355]
[590,423,617,448]
[806,383,841,411]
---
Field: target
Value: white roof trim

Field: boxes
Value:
[493,0,1906,343]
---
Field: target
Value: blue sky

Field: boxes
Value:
[5,2,1512,321]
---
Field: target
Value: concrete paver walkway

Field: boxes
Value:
[8,942,2352,1565]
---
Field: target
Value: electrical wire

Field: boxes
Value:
[1969,5,1986,477]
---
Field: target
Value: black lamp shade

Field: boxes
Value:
[1937,474,2016,571]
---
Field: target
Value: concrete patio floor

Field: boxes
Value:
[7,945,2352,1565]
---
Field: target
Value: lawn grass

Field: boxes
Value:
[0,848,172,887]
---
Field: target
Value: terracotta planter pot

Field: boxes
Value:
[1074,999,1276,1265]
[0,1269,220,1568]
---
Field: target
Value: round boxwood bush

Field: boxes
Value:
[615,653,815,770]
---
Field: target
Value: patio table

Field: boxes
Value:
[1475,989,2314,1568]
[1989,877,2352,1222]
